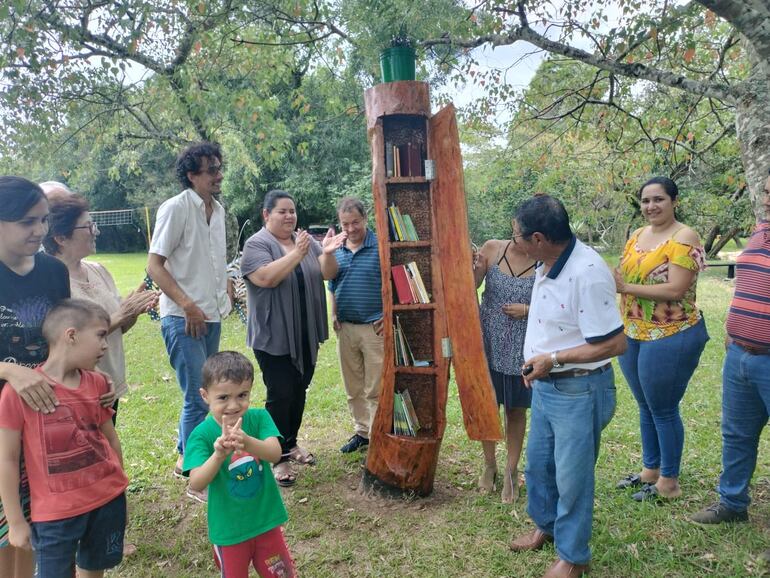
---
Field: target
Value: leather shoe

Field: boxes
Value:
[510,528,553,552]
[543,558,589,577]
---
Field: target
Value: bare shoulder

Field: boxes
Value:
[480,239,505,256]
[673,225,701,246]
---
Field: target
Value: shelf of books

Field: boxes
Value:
[361,80,501,498]
[361,80,450,497]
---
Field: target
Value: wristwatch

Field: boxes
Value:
[550,351,562,369]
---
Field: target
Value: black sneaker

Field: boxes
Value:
[340,434,369,453]
[690,502,748,525]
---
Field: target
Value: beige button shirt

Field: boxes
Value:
[149,189,231,321]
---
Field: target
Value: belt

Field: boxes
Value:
[549,363,611,379]
[731,338,770,356]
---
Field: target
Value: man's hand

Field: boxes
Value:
[9,521,32,550]
[321,229,347,254]
[6,365,58,413]
[521,353,554,386]
[332,317,341,331]
[183,301,209,338]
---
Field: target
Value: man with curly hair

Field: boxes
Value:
[147,142,232,503]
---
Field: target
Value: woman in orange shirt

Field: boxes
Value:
[614,177,709,501]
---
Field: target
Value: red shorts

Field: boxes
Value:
[213,526,295,578]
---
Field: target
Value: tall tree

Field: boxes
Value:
[424,0,770,220]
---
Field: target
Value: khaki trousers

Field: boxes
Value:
[336,322,384,438]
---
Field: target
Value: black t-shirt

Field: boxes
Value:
[0,253,70,368]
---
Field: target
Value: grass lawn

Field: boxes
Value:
[92,253,770,577]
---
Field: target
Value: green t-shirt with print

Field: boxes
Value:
[183,408,288,546]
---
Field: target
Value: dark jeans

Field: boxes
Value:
[254,349,315,455]
[618,319,708,478]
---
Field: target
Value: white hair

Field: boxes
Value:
[39,181,73,196]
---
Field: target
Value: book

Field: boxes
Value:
[402,214,419,241]
[401,389,421,432]
[389,205,404,241]
[405,261,429,303]
[407,142,423,177]
[393,392,415,436]
[392,265,416,304]
[385,142,394,177]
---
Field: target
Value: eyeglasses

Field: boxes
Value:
[73,222,99,235]
[200,163,224,176]
[512,233,525,244]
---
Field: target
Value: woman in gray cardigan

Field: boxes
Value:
[241,190,345,486]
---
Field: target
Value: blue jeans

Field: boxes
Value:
[525,366,616,565]
[718,343,770,512]
[161,315,221,455]
[618,319,708,478]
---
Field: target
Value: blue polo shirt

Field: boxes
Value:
[328,229,383,323]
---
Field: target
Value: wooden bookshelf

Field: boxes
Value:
[361,81,502,498]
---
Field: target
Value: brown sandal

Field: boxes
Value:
[273,461,297,487]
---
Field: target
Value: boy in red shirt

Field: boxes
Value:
[0,299,128,577]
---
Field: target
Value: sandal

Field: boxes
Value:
[502,465,517,504]
[273,461,297,487]
[286,445,317,466]
[478,464,497,493]
[616,473,643,490]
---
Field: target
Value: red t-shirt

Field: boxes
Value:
[0,369,128,522]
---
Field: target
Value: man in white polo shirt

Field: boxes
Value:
[508,195,626,578]
[147,142,231,502]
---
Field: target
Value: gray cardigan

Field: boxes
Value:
[240,227,328,373]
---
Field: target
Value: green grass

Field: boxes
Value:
[94,252,770,577]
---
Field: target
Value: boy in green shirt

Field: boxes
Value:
[183,351,295,578]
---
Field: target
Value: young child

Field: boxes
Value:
[183,351,295,578]
[0,299,128,578]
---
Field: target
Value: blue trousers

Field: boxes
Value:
[161,315,221,455]
[618,319,708,477]
[525,366,616,565]
[718,343,770,512]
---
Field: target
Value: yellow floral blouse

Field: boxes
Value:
[619,228,705,341]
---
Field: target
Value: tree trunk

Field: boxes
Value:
[703,224,720,254]
[708,226,742,258]
[734,43,770,222]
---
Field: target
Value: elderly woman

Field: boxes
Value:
[44,192,157,423]
[240,190,345,487]
[0,177,70,578]
[614,176,709,501]
[473,231,536,503]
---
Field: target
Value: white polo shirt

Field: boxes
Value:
[523,236,623,371]
[149,188,232,321]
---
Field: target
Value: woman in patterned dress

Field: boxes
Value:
[614,176,709,501]
[474,231,536,503]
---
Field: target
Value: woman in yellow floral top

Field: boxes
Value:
[613,177,709,502]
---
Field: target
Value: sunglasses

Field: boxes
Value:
[200,163,224,176]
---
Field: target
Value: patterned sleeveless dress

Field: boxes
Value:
[479,250,535,409]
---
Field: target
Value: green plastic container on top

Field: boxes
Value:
[380,46,416,83]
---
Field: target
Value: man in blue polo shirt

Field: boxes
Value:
[328,197,384,453]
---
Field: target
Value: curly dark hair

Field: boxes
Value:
[42,193,90,255]
[175,142,222,189]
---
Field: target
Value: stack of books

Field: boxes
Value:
[385,142,424,178]
[388,204,419,242]
[393,389,421,436]
[392,261,430,304]
[394,315,431,367]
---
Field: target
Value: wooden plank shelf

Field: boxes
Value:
[389,241,431,249]
[392,303,436,311]
[386,176,427,184]
[395,365,436,375]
